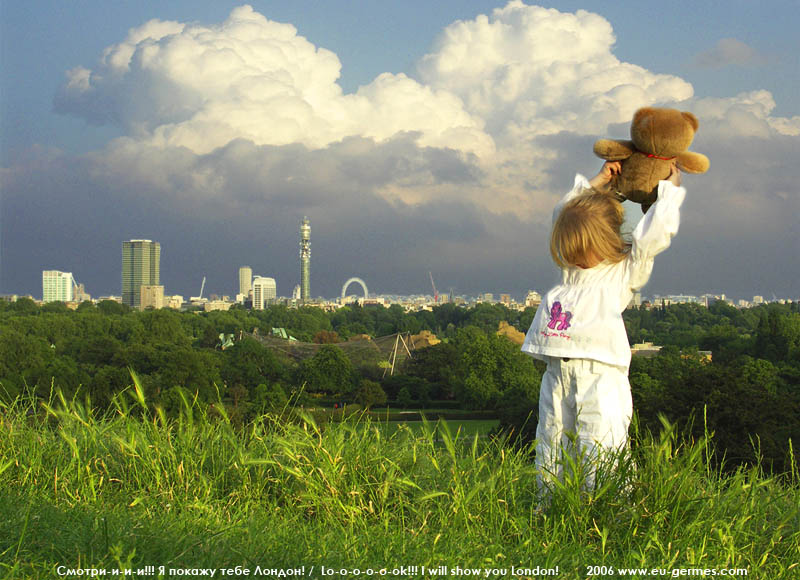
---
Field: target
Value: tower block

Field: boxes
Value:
[300,217,311,301]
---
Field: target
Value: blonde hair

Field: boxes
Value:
[550,189,630,269]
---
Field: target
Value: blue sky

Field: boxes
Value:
[2,1,799,301]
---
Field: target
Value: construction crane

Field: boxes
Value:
[191,276,206,302]
[429,271,438,303]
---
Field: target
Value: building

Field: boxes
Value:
[122,239,160,309]
[239,266,252,299]
[42,270,75,302]
[631,342,662,358]
[166,295,184,310]
[139,285,165,310]
[74,283,91,303]
[299,217,310,301]
[524,290,542,309]
[252,276,277,310]
[203,300,234,312]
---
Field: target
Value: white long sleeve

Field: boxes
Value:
[522,176,688,370]
[628,180,686,291]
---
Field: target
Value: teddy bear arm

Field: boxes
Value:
[676,151,710,174]
[593,139,635,161]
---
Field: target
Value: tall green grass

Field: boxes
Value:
[1,380,798,579]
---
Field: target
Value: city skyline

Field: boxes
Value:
[26,255,797,309]
[2,1,799,302]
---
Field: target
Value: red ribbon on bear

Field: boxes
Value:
[646,153,676,161]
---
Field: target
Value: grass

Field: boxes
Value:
[1,382,799,579]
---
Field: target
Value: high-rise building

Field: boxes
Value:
[122,239,160,309]
[42,270,75,302]
[299,217,310,301]
[140,285,165,310]
[252,276,277,310]
[239,266,253,298]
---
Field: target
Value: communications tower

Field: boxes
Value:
[299,217,311,301]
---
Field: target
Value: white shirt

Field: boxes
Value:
[521,174,687,370]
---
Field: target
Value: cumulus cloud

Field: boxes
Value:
[686,90,800,138]
[7,2,794,299]
[55,5,492,157]
[418,1,694,141]
[693,38,767,69]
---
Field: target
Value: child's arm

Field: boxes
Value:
[588,161,622,191]
[628,165,686,290]
[553,162,622,224]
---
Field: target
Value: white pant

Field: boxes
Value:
[535,357,632,492]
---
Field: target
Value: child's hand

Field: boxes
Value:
[588,161,621,190]
[667,164,681,187]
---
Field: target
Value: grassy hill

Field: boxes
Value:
[1,384,798,579]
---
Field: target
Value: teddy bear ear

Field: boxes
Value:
[633,107,655,124]
[593,139,635,160]
[681,112,699,131]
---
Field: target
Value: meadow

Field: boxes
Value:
[1,382,799,579]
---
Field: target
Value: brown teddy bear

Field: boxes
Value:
[593,107,710,212]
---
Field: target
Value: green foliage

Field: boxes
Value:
[297,344,355,395]
[1,394,798,578]
[221,338,283,394]
[630,349,800,473]
[382,375,432,408]
[407,326,540,410]
[0,298,798,475]
[396,386,413,408]
[353,379,387,409]
[252,382,288,414]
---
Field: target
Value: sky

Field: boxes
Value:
[1,0,799,302]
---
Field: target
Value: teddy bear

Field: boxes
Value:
[593,107,710,212]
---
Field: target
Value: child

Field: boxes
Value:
[521,161,686,493]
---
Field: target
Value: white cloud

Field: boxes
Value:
[688,90,800,138]
[418,1,694,141]
[55,5,492,157]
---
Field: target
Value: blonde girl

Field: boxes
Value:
[522,161,685,493]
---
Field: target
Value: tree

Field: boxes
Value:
[8,297,39,315]
[396,386,413,409]
[222,338,285,392]
[353,379,387,409]
[253,383,289,414]
[754,308,800,363]
[96,300,130,316]
[297,345,354,394]
[313,330,341,344]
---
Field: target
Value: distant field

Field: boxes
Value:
[374,418,501,439]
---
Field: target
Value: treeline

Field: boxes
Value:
[625,300,800,472]
[0,298,533,411]
[0,297,798,471]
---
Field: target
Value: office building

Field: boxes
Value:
[252,276,277,310]
[140,285,165,310]
[42,270,75,302]
[239,266,252,298]
[300,217,310,301]
[122,239,160,309]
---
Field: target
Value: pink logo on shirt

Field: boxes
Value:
[547,301,572,331]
